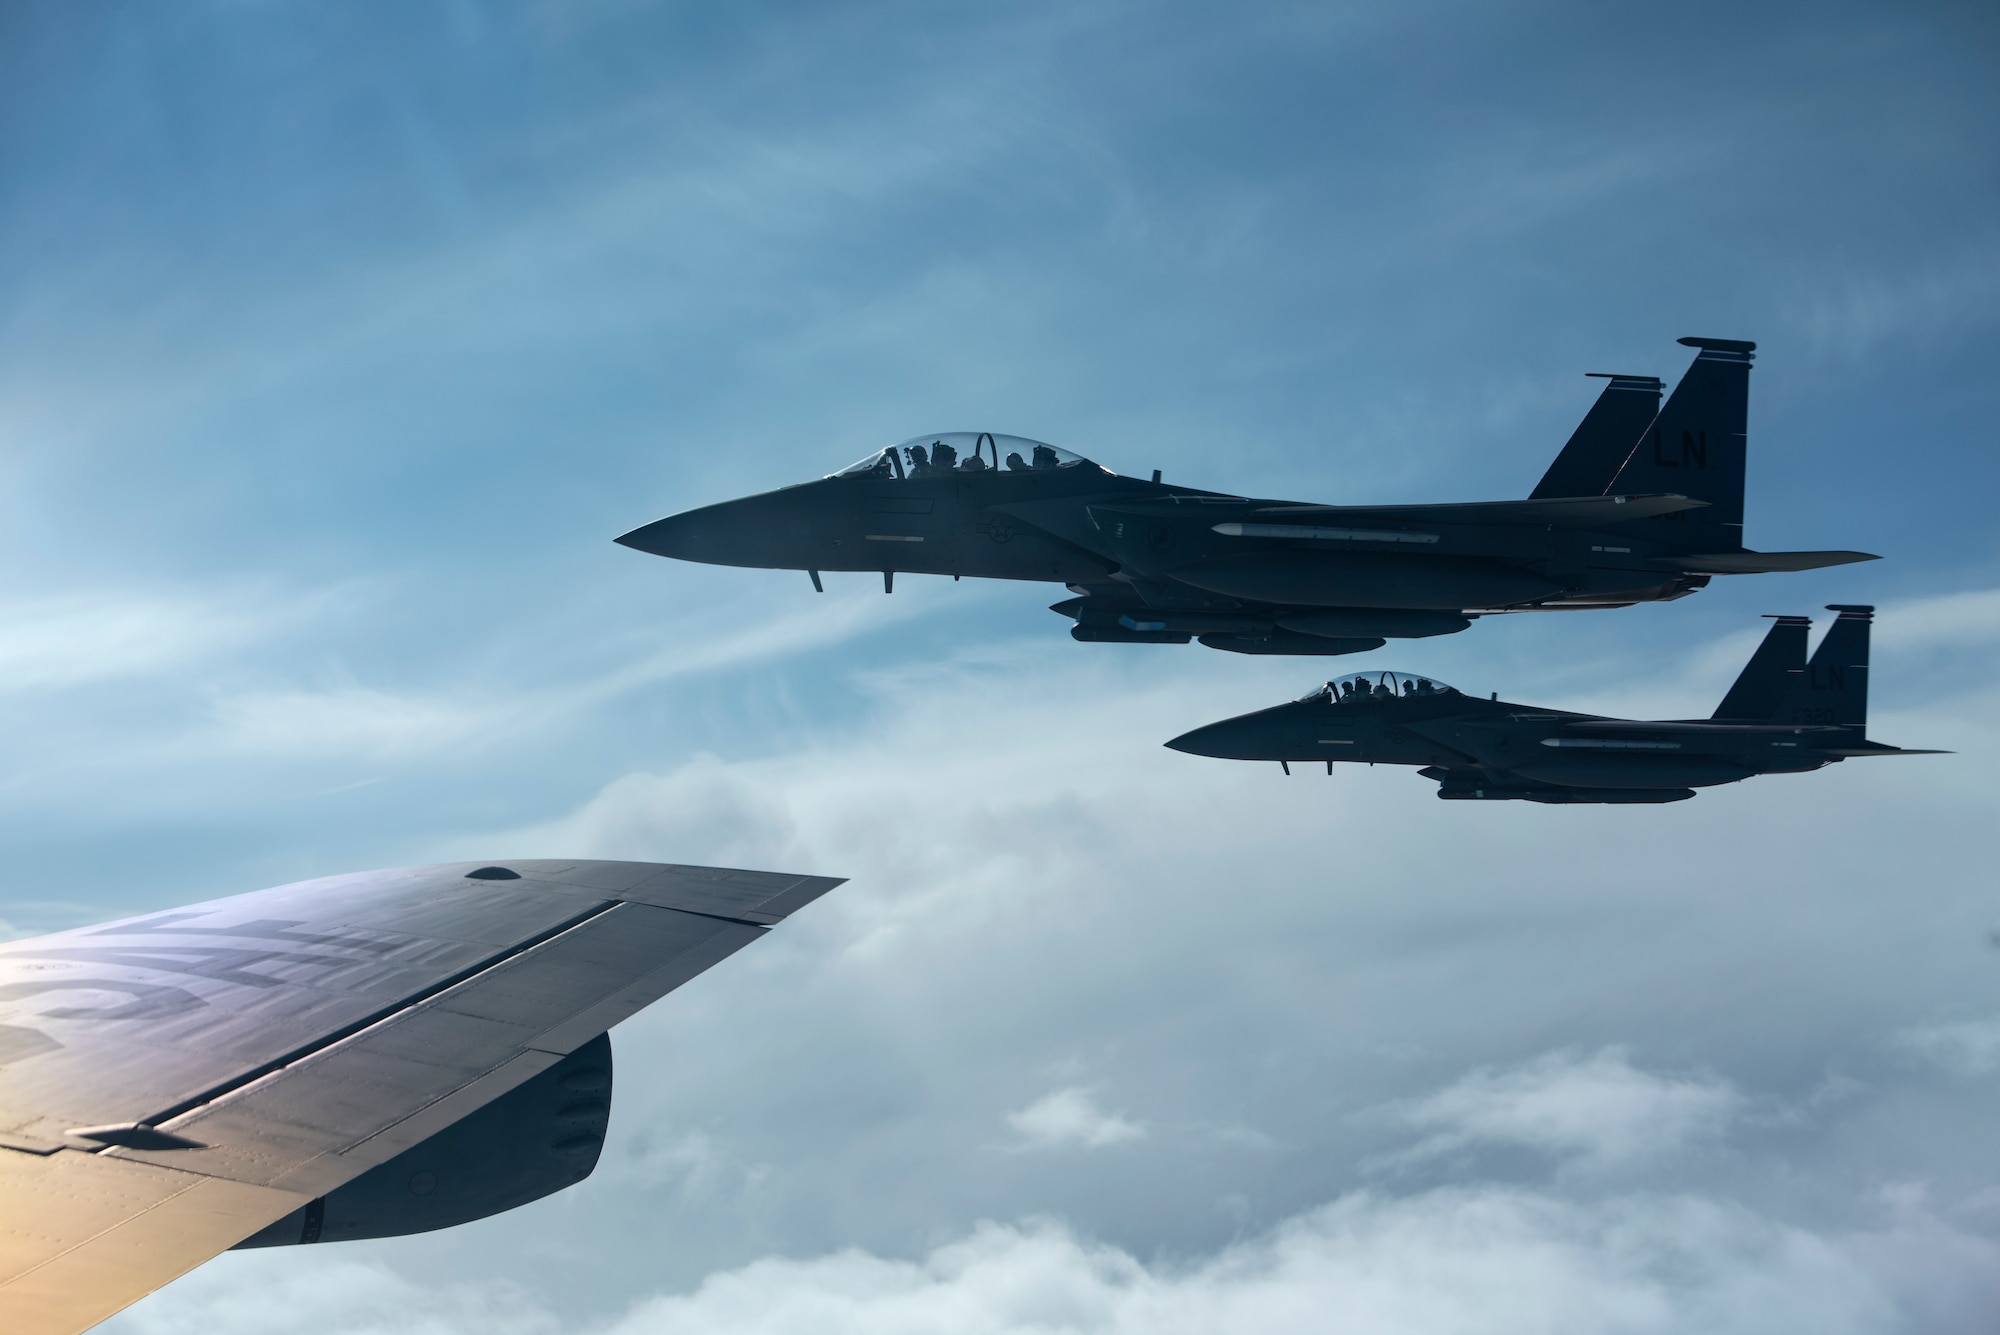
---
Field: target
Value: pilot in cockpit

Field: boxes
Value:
[931,441,959,470]
[1032,444,1061,469]
[1005,450,1029,471]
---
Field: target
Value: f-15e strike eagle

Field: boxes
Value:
[1166,606,1942,802]
[0,858,840,1335]
[617,338,1875,655]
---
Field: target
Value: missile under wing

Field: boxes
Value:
[1165,606,1944,802]
[0,858,841,1334]
[616,339,1876,655]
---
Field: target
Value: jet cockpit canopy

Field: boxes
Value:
[1299,671,1460,703]
[831,433,1106,479]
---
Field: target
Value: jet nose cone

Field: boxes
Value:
[615,493,806,569]
[1165,703,1310,760]
[615,512,703,560]
[1165,718,1257,759]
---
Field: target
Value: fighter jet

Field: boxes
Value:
[0,858,841,1335]
[617,338,1875,655]
[1164,605,1942,802]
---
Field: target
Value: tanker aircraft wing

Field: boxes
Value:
[0,858,841,1335]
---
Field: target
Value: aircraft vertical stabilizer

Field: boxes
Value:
[1530,373,1663,500]
[1711,615,1810,721]
[1792,604,1872,728]
[1606,337,1753,552]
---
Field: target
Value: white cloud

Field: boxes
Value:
[1393,1050,1740,1172]
[447,644,1216,954]
[1897,1016,2000,1077]
[102,1186,2000,1335]
[1008,1087,1147,1150]
[102,1253,556,1335]
[409,617,2000,1326]
[620,1126,775,1201]
[599,1192,1903,1335]
[440,756,801,869]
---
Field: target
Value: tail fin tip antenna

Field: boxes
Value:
[1677,336,1757,355]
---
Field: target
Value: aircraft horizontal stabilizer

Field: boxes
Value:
[1661,550,1880,574]
[1247,494,1709,528]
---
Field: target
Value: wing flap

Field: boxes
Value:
[113,901,762,1194]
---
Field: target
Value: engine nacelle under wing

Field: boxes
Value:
[235,1033,613,1247]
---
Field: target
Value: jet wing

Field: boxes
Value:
[1233,493,1710,528]
[1563,720,1851,733]
[1560,722,1948,755]
[0,858,841,1335]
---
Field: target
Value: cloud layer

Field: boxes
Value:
[113,1048,2000,1335]
[12,2,2000,1332]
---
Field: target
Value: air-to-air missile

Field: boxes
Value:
[1164,606,1944,802]
[617,338,1876,656]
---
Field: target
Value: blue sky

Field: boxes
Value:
[2,2,1998,1331]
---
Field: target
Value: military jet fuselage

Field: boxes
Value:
[1165,606,1943,802]
[617,339,1876,656]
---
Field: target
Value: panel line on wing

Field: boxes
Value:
[130,899,619,1135]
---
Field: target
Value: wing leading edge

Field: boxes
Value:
[0,859,841,1335]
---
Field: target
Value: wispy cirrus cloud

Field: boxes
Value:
[0,586,306,694]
